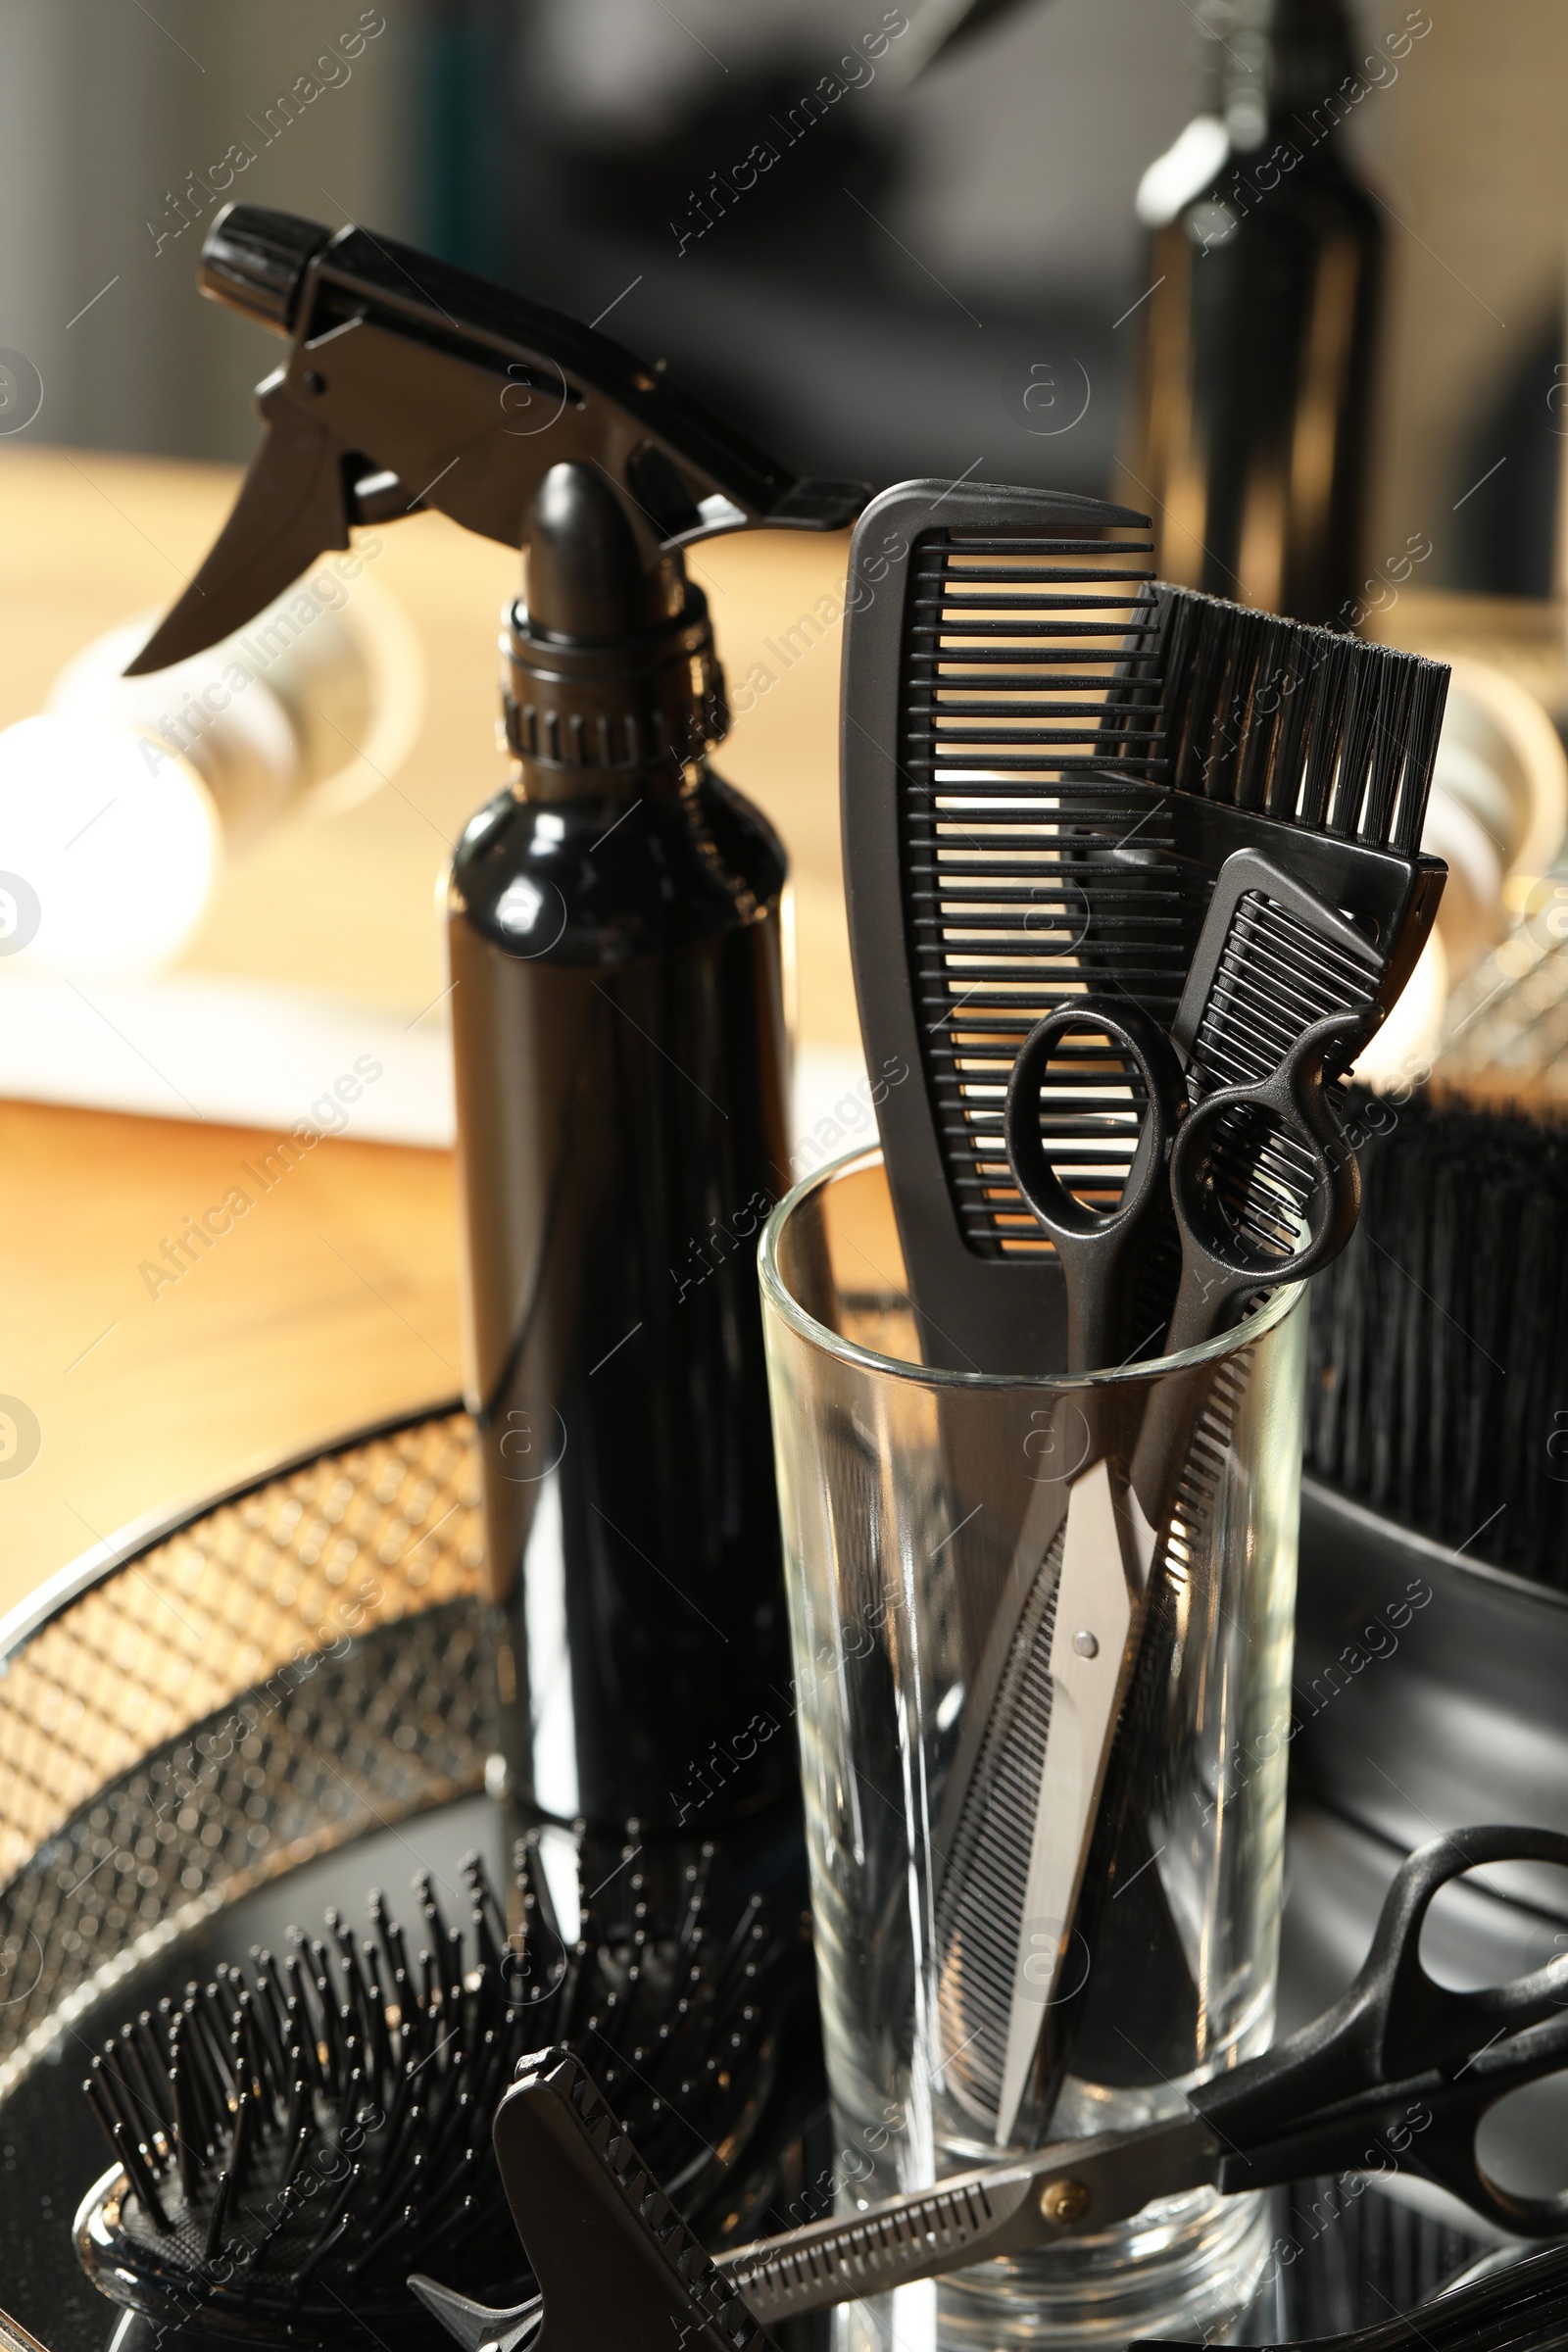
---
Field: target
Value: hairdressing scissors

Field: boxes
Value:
[417,1831,1568,2350]
[718,1826,1568,2323]
[942,980,1371,2147]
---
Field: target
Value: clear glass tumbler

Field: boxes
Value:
[759,1149,1308,2352]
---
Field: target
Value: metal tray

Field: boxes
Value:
[0,1420,1550,2352]
[0,1398,493,2347]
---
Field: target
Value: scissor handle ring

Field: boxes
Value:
[1004,1000,1186,1248]
[1371,1827,1568,2236]
[1166,1010,1369,1288]
[1196,1825,1568,2238]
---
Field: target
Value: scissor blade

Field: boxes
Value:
[717,2113,1218,2323]
[0,2307,52,2352]
[995,1458,1156,2144]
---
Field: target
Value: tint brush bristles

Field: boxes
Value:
[1144,585,1446,854]
[78,1841,789,2338]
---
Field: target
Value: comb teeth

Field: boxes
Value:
[934,1522,1065,2130]
[899,555,1446,1274]
[1186,892,1378,1262]
[1190,895,1379,1091]
[1161,1355,1247,1587]
[1111,1354,1249,1795]
[1157,590,1448,855]
[899,524,1200,1257]
[542,2054,767,2348]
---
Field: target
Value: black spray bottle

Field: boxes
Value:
[126,206,865,1899]
[450,463,810,1859]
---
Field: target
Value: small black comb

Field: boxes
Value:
[414,2046,780,2352]
[1117,847,1390,1347]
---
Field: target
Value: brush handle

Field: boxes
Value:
[494,2047,780,2352]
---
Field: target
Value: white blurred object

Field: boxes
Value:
[0,960,850,1152]
[48,570,425,843]
[0,716,220,980]
[0,570,426,983]
[1352,656,1568,1089]
[1136,115,1230,229]
[0,966,453,1143]
[1435,869,1568,1095]
[1427,658,1567,965]
[1350,924,1448,1094]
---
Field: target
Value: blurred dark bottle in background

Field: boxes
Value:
[1121,0,1383,627]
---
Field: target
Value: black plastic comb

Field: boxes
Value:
[842,479,1174,1373]
[1113,847,1389,1349]
[415,2045,779,2352]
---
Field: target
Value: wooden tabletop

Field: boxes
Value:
[0,443,1561,1619]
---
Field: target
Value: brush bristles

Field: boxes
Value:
[81,1842,789,2321]
[1152,588,1447,856]
[1307,1091,1568,1587]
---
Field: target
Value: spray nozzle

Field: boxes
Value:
[127,205,867,679]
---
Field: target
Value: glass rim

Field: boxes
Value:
[759,1143,1304,1390]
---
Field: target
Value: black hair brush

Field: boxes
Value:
[74,1838,802,2346]
[1306,1085,1568,1589]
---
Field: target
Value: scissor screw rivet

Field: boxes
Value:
[1041,2179,1091,2225]
[1072,1630,1099,1659]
